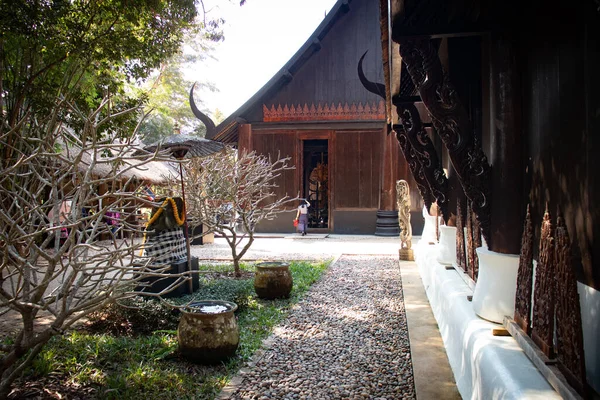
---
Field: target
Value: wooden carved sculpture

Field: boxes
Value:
[398,38,492,247]
[555,212,587,396]
[456,200,467,269]
[531,205,555,358]
[396,180,414,261]
[397,103,449,222]
[514,204,534,334]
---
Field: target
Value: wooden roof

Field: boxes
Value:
[60,142,177,185]
[211,0,384,144]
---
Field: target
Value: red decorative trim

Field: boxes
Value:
[262,101,386,122]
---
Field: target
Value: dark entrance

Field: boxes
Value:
[302,140,328,229]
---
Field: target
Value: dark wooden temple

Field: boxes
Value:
[209,0,423,235]
[377,0,600,397]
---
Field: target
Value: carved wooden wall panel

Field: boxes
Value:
[531,206,555,358]
[456,200,466,269]
[397,103,449,222]
[471,207,481,281]
[466,201,474,279]
[555,214,587,396]
[514,205,534,334]
[465,201,481,281]
[398,37,492,247]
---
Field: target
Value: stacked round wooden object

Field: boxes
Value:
[178,300,239,364]
[254,262,293,299]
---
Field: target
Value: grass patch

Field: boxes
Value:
[16,259,330,400]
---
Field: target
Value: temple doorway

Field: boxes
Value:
[302,139,329,230]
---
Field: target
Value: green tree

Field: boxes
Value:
[137,28,221,144]
[0,0,223,396]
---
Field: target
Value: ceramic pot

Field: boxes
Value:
[472,248,519,323]
[178,300,239,364]
[436,225,457,265]
[254,262,293,299]
[421,207,441,245]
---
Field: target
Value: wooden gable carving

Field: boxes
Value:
[262,101,386,122]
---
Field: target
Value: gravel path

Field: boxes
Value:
[222,254,416,400]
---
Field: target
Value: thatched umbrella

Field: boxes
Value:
[141,130,224,292]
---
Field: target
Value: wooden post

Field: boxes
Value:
[238,124,252,155]
[489,33,523,255]
[375,128,400,236]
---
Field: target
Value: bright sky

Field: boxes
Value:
[190,0,339,118]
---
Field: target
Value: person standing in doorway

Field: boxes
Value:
[295,199,311,236]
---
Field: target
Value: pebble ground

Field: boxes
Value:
[222,254,416,400]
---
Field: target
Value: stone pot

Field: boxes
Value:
[254,261,293,299]
[177,300,239,364]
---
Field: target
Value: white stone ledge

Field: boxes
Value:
[414,242,562,400]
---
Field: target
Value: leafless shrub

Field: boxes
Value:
[183,147,298,276]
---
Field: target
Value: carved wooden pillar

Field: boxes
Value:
[489,33,523,255]
[514,204,534,334]
[397,102,449,222]
[531,206,555,358]
[555,213,587,396]
[398,38,492,246]
[456,200,467,270]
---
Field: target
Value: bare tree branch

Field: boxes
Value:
[182,147,298,276]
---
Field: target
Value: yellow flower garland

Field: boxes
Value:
[139,197,185,256]
[146,197,185,227]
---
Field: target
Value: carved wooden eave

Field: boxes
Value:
[531,206,555,358]
[554,212,588,396]
[379,0,493,246]
[357,50,447,217]
[514,204,534,334]
[262,101,386,122]
[394,126,435,212]
[397,102,449,221]
[398,37,492,246]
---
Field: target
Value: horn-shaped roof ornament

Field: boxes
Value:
[357,50,386,99]
[189,82,217,139]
